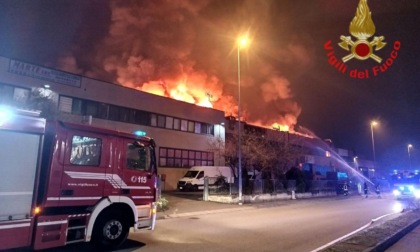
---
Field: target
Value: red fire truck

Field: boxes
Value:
[0,107,158,250]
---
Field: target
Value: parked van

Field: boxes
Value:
[177,166,234,191]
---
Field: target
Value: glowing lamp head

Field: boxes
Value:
[371,121,378,127]
[237,35,249,49]
[34,207,41,215]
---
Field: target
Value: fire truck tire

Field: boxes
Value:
[92,210,130,249]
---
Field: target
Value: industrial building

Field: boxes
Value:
[0,55,376,190]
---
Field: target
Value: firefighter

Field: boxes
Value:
[343,182,349,196]
[363,182,368,198]
[375,183,381,198]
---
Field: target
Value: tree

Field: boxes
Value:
[285,166,306,193]
[25,87,59,120]
[207,123,305,185]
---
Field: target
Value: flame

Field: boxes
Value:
[141,78,215,109]
[272,123,290,132]
[349,0,376,40]
[139,77,295,131]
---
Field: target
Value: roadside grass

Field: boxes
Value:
[321,209,420,252]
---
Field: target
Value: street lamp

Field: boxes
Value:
[353,156,358,169]
[408,144,413,170]
[237,34,249,205]
[370,121,378,167]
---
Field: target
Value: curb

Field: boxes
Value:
[157,206,255,220]
[370,217,420,252]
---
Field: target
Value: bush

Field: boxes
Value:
[214,175,229,192]
[156,197,169,212]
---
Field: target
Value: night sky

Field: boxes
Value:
[0,0,419,172]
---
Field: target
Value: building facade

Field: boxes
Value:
[0,56,226,190]
[0,55,377,191]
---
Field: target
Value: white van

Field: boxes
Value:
[177,166,234,191]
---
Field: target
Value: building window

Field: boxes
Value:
[0,84,30,106]
[188,121,194,132]
[119,107,130,122]
[0,84,14,104]
[14,88,30,104]
[165,116,173,129]
[159,148,167,166]
[97,103,108,119]
[131,110,150,125]
[57,95,216,136]
[174,118,180,130]
[108,105,120,121]
[207,124,214,135]
[72,98,83,115]
[159,147,214,168]
[151,114,157,127]
[85,100,98,117]
[157,115,165,128]
[181,119,188,131]
[58,96,73,113]
[201,124,208,134]
[194,122,201,134]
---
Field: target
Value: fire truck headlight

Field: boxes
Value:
[399,186,405,191]
[409,185,415,192]
[393,189,401,196]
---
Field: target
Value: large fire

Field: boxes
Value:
[139,77,294,132]
[56,1,305,134]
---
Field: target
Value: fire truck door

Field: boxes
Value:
[121,139,155,204]
[59,133,107,206]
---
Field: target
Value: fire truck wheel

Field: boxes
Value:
[92,210,130,249]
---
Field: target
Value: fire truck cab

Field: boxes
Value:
[0,107,158,250]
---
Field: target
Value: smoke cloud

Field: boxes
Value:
[57,0,314,131]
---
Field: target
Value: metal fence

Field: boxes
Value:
[207,178,391,196]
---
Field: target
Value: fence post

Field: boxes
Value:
[203,176,209,201]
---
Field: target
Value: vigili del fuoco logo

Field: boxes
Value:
[324,0,400,79]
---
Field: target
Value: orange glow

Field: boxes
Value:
[137,73,297,131]
[34,207,41,215]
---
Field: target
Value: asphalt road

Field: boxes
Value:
[138,197,399,252]
[41,194,403,252]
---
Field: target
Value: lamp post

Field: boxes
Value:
[370,121,378,167]
[408,144,413,170]
[237,35,248,205]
